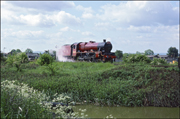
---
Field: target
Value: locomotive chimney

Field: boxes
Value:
[103,39,106,42]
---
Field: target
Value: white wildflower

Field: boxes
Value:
[19,107,22,112]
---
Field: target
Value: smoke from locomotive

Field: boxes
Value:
[58,39,116,62]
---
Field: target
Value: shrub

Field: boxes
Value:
[1,53,7,62]
[151,58,167,65]
[46,63,58,76]
[1,80,51,118]
[1,80,81,119]
[37,54,54,66]
[6,54,16,66]
[123,54,151,63]
[16,52,28,63]
[136,55,151,63]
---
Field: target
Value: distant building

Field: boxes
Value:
[147,55,177,63]
[26,53,39,61]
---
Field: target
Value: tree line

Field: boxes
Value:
[115,47,179,59]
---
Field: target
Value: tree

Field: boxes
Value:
[115,50,123,59]
[136,51,144,55]
[25,48,33,53]
[16,49,22,53]
[167,47,178,58]
[136,51,141,54]
[10,49,16,55]
[145,49,154,55]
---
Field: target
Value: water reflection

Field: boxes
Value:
[73,104,179,118]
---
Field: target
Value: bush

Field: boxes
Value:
[123,54,151,63]
[151,58,167,65]
[1,53,7,62]
[5,53,28,71]
[1,80,80,119]
[37,54,54,66]
[46,63,58,76]
[16,52,28,63]
[6,54,16,66]
[1,80,52,118]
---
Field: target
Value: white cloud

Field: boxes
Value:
[60,27,80,32]
[95,22,110,27]
[8,1,75,12]
[53,11,81,26]
[2,30,44,40]
[82,31,95,37]
[127,25,151,33]
[127,25,179,34]
[19,14,54,27]
[96,1,179,26]
[82,13,93,19]
[2,5,82,27]
[76,5,94,19]
[76,5,93,13]
[60,27,70,32]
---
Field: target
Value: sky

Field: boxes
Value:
[1,1,179,54]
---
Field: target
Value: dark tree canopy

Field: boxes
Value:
[10,49,17,55]
[25,48,33,53]
[167,47,178,58]
[16,49,22,53]
[115,50,123,59]
[145,49,154,55]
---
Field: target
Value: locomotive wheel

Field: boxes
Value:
[90,58,93,62]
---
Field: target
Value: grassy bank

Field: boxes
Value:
[1,60,179,108]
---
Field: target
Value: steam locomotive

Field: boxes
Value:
[60,39,116,62]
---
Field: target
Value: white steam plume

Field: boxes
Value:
[56,45,74,62]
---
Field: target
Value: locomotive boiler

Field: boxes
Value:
[60,39,116,62]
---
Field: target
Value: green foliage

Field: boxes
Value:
[16,49,22,53]
[1,80,78,119]
[167,47,178,58]
[8,49,22,55]
[10,49,17,55]
[25,48,33,53]
[6,53,28,71]
[16,52,28,63]
[1,52,7,62]
[123,54,151,63]
[37,53,54,66]
[145,49,154,55]
[46,63,58,76]
[151,58,167,65]
[115,50,123,59]
[136,51,144,55]
[6,54,16,66]
[1,61,179,108]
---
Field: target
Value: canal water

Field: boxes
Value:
[73,104,179,118]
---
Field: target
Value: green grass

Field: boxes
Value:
[1,60,179,108]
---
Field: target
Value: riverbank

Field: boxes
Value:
[1,61,179,107]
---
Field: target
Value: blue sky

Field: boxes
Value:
[1,1,179,54]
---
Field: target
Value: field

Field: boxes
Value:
[1,56,179,118]
[1,60,179,106]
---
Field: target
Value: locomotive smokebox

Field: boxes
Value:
[103,39,106,42]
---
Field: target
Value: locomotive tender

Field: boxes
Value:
[61,39,116,62]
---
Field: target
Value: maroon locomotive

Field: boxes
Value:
[59,39,116,62]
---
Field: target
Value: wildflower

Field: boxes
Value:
[19,107,22,112]
[81,109,86,112]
